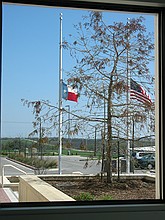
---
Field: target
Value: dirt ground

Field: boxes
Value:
[43,177,155,201]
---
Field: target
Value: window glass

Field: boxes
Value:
[0,4,158,203]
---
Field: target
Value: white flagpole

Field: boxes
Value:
[126,17,131,174]
[58,13,63,175]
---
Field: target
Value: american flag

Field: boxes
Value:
[130,79,152,105]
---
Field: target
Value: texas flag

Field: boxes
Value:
[62,82,78,102]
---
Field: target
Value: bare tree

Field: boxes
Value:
[63,12,155,183]
[22,12,154,184]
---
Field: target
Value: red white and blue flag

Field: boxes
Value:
[130,79,152,105]
[62,82,78,102]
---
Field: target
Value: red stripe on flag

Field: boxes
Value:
[68,92,78,102]
[130,79,152,105]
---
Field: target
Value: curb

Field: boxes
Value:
[6,157,36,170]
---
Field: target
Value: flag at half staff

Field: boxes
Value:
[130,78,152,105]
[62,82,78,102]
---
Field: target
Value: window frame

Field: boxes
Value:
[0,0,165,219]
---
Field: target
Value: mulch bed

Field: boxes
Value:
[42,177,155,200]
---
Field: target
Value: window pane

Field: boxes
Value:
[0,4,158,203]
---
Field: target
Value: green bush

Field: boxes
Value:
[74,192,94,201]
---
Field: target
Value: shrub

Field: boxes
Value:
[8,154,57,169]
[74,192,94,201]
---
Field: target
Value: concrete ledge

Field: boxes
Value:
[40,173,155,183]
[19,175,75,202]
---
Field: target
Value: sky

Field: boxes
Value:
[1,4,156,138]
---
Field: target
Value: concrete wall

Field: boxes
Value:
[19,175,75,202]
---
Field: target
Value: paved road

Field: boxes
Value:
[0,156,102,176]
[0,156,151,176]
[44,155,102,175]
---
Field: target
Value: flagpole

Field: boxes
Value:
[126,18,131,174]
[58,13,63,175]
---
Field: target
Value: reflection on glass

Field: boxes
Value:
[0,4,157,203]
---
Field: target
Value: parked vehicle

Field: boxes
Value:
[138,154,155,169]
[132,151,154,160]
[131,146,155,169]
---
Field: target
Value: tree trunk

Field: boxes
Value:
[106,75,113,183]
